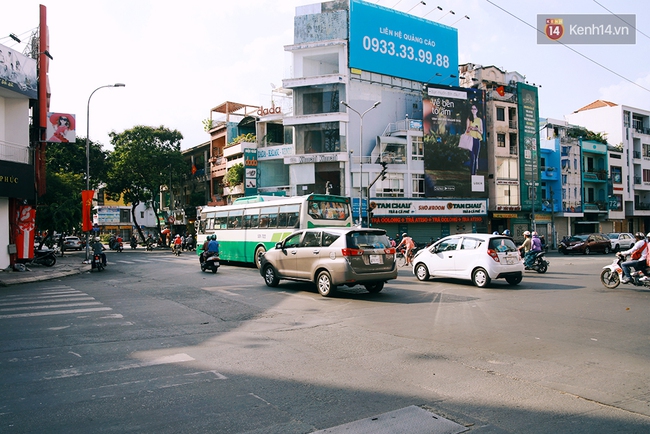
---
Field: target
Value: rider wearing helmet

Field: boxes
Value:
[619,232,648,283]
[396,233,416,266]
[518,231,531,258]
[502,229,511,236]
[207,234,220,256]
[525,231,543,268]
[92,236,107,266]
[173,234,183,252]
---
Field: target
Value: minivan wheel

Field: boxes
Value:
[263,265,279,287]
[316,270,336,297]
[365,282,384,293]
[472,267,491,288]
[415,263,430,281]
[603,246,610,255]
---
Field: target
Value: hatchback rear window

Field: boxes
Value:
[488,237,518,252]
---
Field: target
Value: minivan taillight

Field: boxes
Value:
[342,248,364,256]
[487,248,500,262]
[385,247,395,255]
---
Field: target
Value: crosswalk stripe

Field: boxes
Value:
[0,307,112,319]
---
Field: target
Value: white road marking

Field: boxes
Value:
[0,307,112,319]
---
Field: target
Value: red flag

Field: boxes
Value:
[496,86,505,96]
[82,190,94,231]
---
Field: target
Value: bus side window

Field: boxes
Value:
[287,212,299,228]
[277,213,288,227]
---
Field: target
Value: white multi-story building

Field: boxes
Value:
[567,100,650,233]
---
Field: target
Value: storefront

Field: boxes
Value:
[369,198,488,245]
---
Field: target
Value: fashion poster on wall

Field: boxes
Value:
[422,85,487,198]
[46,112,77,143]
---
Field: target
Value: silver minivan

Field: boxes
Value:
[259,227,398,296]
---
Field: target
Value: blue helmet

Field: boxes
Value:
[493,231,499,235]
[502,229,511,236]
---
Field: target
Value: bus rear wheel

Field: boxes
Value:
[254,245,266,269]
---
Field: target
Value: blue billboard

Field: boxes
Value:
[349,0,458,85]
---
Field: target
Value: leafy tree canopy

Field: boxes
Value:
[105,125,185,240]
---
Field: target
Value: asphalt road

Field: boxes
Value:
[0,249,648,433]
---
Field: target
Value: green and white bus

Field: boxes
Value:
[197,194,352,267]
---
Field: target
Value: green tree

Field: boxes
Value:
[35,138,108,246]
[225,163,244,187]
[105,125,184,242]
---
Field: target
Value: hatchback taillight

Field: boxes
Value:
[487,248,500,262]
[342,248,363,256]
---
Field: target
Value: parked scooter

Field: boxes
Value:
[525,251,549,273]
[200,253,220,273]
[20,249,57,267]
[601,253,650,289]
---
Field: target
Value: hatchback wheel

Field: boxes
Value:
[414,263,430,281]
[263,265,279,287]
[316,270,336,297]
[506,274,522,285]
[472,267,490,288]
[584,247,590,255]
[603,246,610,254]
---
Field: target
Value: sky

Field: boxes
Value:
[3,0,649,151]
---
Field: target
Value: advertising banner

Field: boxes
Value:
[0,159,35,200]
[82,190,94,231]
[349,0,458,85]
[517,83,540,211]
[244,148,258,197]
[46,112,77,143]
[15,205,36,259]
[422,85,487,198]
[0,43,38,98]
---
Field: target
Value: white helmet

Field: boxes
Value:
[95,237,100,242]
[523,231,531,236]
[532,231,538,236]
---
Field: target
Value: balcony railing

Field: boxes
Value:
[634,150,641,159]
[635,176,642,184]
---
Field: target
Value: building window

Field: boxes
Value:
[120,209,131,223]
[643,143,650,157]
[379,142,406,164]
[376,173,404,197]
[412,174,425,197]
[509,133,518,155]
[624,110,630,127]
[643,169,650,183]
[296,84,344,116]
[497,133,506,147]
[496,157,518,179]
[496,184,519,206]
[496,107,505,122]
[611,166,622,184]
[295,122,340,154]
[411,136,424,160]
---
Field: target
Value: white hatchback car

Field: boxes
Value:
[411,233,524,287]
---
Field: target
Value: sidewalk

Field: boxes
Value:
[0,250,91,287]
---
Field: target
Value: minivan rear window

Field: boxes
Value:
[347,232,390,249]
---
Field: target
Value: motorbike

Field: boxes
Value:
[20,249,57,267]
[145,239,155,251]
[109,237,123,252]
[91,253,105,272]
[130,238,137,249]
[172,243,182,256]
[200,252,220,273]
[601,253,650,289]
[525,251,549,273]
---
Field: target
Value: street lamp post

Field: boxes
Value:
[85,83,125,262]
[341,100,381,226]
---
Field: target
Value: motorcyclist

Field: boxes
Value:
[618,232,647,283]
[91,236,107,266]
[146,234,154,250]
[502,229,511,237]
[173,234,182,254]
[206,234,220,257]
[525,231,543,268]
[130,235,137,248]
[518,231,531,258]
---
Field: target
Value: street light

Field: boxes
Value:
[84,83,125,262]
[341,100,381,226]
